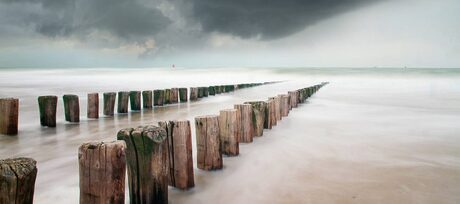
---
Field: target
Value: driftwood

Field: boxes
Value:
[129,91,141,111]
[195,115,222,170]
[159,120,195,190]
[179,88,188,102]
[218,109,239,156]
[117,91,129,113]
[0,157,37,204]
[233,104,253,143]
[103,92,116,116]
[87,93,99,119]
[78,141,126,204]
[244,101,267,137]
[0,98,19,135]
[154,90,165,106]
[38,95,57,127]
[142,90,153,109]
[117,126,169,204]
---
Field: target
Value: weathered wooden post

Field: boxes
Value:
[170,88,179,104]
[218,109,239,156]
[159,120,194,190]
[38,96,58,127]
[197,87,204,98]
[63,94,80,122]
[129,91,141,111]
[265,99,274,129]
[0,98,19,135]
[214,86,221,94]
[288,91,298,109]
[117,91,129,113]
[245,101,267,137]
[195,115,222,170]
[189,87,198,101]
[279,94,290,117]
[78,141,126,204]
[154,90,165,106]
[208,86,216,96]
[233,104,253,143]
[0,157,37,204]
[271,96,281,121]
[164,89,171,104]
[117,126,169,204]
[87,93,99,119]
[179,88,188,102]
[202,87,209,97]
[142,90,153,109]
[103,92,116,116]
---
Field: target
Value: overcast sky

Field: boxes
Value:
[0,0,459,68]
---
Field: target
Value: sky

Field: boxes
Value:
[0,0,459,68]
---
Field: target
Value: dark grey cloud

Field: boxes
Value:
[187,0,381,40]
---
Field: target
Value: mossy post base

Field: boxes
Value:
[234,104,253,143]
[117,126,169,204]
[78,141,126,204]
[0,98,19,135]
[195,115,222,170]
[159,120,195,190]
[87,93,99,119]
[154,90,165,106]
[142,90,153,109]
[103,92,116,116]
[244,101,267,137]
[129,91,141,111]
[179,88,188,102]
[0,158,37,204]
[219,109,239,156]
[117,92,129,113]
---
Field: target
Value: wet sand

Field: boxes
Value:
[1,68,459,203]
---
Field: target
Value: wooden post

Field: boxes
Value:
[164,89,171,104]
[87,93,99,119]
[0,157,37,204]
[189,88,198,101]
[103,92,116,116]
[117,91,129,113]
[244,101,267,137]
[179,88,188,102]
[38,96,58,127]
[142,90,153,109]
[279,94,290,117]
[63,94,80,122]
[197,87,204,98]
[195,115,222,170]
[129,91,141,111]
[117,126,169,204]
[288,91,298,109]
[219,109,239,156]
[233,104,253,143]
[78,141,126,204]
[214,86,221,94]
[208,86,216,96]
[159,120,194,190]
[154,90,165,106]
[0,98,19,135]
[202,87,209,97]
[170,88,179,104]
[265,99,274,129]
[272,96,281,121]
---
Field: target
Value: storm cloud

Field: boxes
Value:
[187,0,380,40]
[0,0,384,63]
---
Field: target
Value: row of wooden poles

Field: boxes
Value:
[0,82,277,135]
[0,82,328,204]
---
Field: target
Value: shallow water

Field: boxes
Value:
[1,67,459,203]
